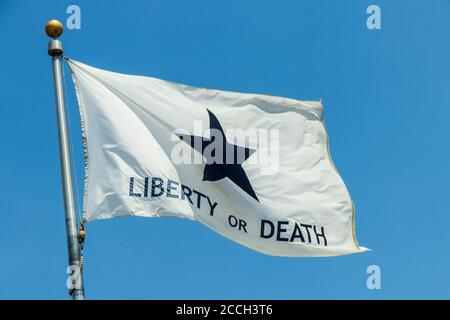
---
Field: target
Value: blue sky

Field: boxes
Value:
[0,0,449,299]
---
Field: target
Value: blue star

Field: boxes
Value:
[177,109,259,201]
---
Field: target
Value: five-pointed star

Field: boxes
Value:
[176,109,259,201]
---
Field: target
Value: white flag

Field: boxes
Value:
[68,59,366,257]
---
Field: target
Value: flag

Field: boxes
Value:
[67,59,366,256]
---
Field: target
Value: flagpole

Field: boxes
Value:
[46,20,85,300]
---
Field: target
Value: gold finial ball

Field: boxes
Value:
[45,20,63,38]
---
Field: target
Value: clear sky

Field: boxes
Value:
[0,0,449,299]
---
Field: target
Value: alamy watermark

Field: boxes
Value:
[366,265,381,290]
[366,5,381,30]
[66,5,81,30]
[66,265,82,290]
[170,122,280,175]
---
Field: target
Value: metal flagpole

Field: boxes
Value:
[46,20,85,300]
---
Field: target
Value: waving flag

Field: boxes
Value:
[68,59,366,256]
